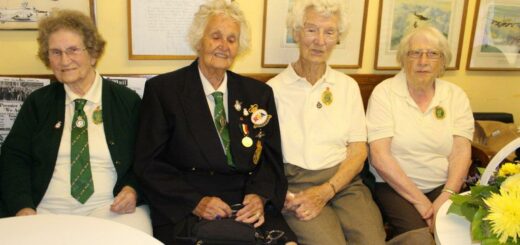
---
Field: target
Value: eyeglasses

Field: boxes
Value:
[255,230,285,244]
[407,49,443,59]
[301,26,338,41]
[48,47,87,59]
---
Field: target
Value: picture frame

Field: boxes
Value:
[0,0,95,30]
[128,0,205,60]
[374,0,467,70]
[466,0,520,71]
[262,0,369,68]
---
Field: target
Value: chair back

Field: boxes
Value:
[480,137,520,185]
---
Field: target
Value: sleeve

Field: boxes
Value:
[451,86,474,141]
[244,87,287,211]
[0,96,38,215]
[133,80,204,223]
[347,80,367,143]
[366,83,395,143]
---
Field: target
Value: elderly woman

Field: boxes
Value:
[267,0,386,244]
[133,0,296,244]
[366,25,474,242]
[0,10,151,233]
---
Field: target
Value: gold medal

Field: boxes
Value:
[434,106,445,120]
[242,136,253,148]
[252,140,263,165]
[321,87,333,106]
[92,106,103,125]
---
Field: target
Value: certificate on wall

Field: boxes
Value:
[0,77,50,147]
[128,0,205,60]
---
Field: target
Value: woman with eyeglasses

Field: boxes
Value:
[267,0,386,244]
[0,10,152,234]
[366,26,474,243]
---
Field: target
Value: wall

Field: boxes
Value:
[0,0,519,126]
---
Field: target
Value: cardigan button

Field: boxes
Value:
[114,160,121,165]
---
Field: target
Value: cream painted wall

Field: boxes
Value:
[0,0,519,125]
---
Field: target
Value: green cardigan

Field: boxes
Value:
[0,79,141,216]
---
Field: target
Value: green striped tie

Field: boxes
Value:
[70,99,94,204]
[212,92,234,167]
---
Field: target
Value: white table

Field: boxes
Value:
[0,214,163,245]
[434,199,479,245]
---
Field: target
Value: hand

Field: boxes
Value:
[16,208,36,216]
[413,200,434,228]
[111,186,137,214]
[236,194,265,228]
[193,196,232,220]
[430,192,451,232]
[292,184,334,221]
[283,191,297,213]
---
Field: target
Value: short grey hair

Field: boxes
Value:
[396,25,452,73]
[188,0,250,55]
[287,0,349,39]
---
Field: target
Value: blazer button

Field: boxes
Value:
[114,160,121,165]
[209,171,214,176]
[248,172,253,175]
[109,141,116,146]
[191,167,196,171]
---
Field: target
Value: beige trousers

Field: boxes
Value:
[283,164,386,245]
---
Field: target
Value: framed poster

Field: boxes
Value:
[375,0,467,70]
[467,0,520,71]
[0,0,95,30]
[262,0,368,68]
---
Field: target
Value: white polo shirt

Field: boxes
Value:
[268,64,367,170]
[38,72,117,214]
[366,71,474,192]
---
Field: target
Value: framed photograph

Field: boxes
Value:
[375,0,468,70]
[0,0,95,30]
[467,0,520,71]
[262,0,369,68]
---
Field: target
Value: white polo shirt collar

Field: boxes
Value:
[284,63,335,87]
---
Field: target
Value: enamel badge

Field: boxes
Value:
[434,106,445,120]
[75,116,85,128]
[248,104,271,128]
[252,140,263,165]
[234,100,242,112]
[93,106,103,125]
[321,87,333,106]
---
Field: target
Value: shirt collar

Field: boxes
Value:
[283,63,334,86]
[199,67,228,96]
[64,71,102,105]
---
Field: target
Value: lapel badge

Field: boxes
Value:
[321,87,333,106]
[75,116,86,128]
[54,121,62,129]
[434,106,445,120]
[92,106,103,125]
[316,101,322,109]
[242,108,249,117]
[234,100,242,112]
[248,104,272,128]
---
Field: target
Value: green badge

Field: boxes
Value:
[92,106,103,124]
[434,106,445,120]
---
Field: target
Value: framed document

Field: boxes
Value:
[0,0,95,30]
[262,0,369,68]
[128,0,205,60]
[467,0,520,71]
[375,0,467,70]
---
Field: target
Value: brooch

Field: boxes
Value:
[248,104,272,128]
[92,106,103,125]
[434,106,445,120]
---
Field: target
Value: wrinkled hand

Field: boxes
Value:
[413,200,434,228]
[236,194,265,228]
[193,196,232,220]
[430,192,451,232]
[283,191,298,213]
[292,185,333,221]
[16,208,36,216]
[111,186,137,214]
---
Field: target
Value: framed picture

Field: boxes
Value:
[467,0,520,71]
[0,0,95,30]
[375,0,467,70]
[262,0,368,68]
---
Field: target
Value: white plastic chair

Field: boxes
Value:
[479,137,520,185]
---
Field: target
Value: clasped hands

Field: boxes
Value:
[193,194,265,227]
[283,184,334,221]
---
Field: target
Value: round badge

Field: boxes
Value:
[76,118,85,128]
[242,136,253,148]
[251,109,268,126]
